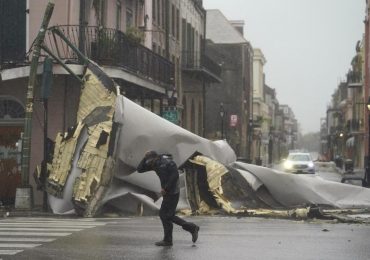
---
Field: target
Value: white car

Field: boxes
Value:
[283,153,315,174]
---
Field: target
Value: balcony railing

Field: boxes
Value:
[181,51,222,82]
[44,25,174,86]
[346,119,363,133]
[347,69,362,88]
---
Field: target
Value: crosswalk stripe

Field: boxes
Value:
[0,228,83,232]
[0,249,24,255]
[0,243,41,248]
[0,224,96,228]
[0,232,72,236]
[0,221,106,226]
[0,238,56,242]
[7,218,105,222]
[0,218,109,256]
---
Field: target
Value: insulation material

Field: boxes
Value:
[47,63,118,216]
[189,155,237,214]
[46,122,84,197]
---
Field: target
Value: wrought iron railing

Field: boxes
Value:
[346,119,363,133]
[181,51,221,78]
[44,25,174,86]
[347,69,362,85]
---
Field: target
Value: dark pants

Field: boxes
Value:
[159,193,196,242]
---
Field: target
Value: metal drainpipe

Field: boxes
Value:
[202,9,206,137]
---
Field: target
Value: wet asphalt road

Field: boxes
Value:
[1,216,370,260]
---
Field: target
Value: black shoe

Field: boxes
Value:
[155,240,173,247]
[191,226,200,243]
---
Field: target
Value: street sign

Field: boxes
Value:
[162,109,178,124]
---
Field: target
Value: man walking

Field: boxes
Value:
[137,151,200,246]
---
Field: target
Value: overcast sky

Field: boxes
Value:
[203,0,365,134]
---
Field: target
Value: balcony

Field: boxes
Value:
[44,25,174,87]
[346,119,364,134]
[347,69,362,88]
[181,51,222,83]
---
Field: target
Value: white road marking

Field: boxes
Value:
[0,232,72,236]
[0,218,109,256]
[0,237,56,242]
[0,227,83,232]
[0,243,41,248]
[0,250,23,255]
[0,224,96,228]
[0,221,106,226]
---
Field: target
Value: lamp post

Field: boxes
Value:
[366,97,370,186]
[268,128,273,166]
[162,87,177,124]
[166,88,176,107]
[220,103,225,139]
[247,117,253,163]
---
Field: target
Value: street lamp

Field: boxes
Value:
[166,87,177,107]
[247,117,253,163]
[161,87,178,125]
[219,103,225,139]
[366,97,370,186]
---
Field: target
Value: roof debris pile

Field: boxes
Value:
[42,61,370,223]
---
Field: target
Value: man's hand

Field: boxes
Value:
[160,189,166,196]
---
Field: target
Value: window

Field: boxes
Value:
[182,19,186,51]
[191,99,195,133]
[0,98,24,119]
[176,9,180,40]
[162,0,165,29]
[126,8,133,29]
[198,101,203,135]
[116,0,122,30]
[182,97,187,128]
[100,0,107,27]
[171,4,175,36]
[152,43,157,53]
[158,0,162,27]
[152,0,156,21]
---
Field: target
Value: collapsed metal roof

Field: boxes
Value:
[42,61,370,223]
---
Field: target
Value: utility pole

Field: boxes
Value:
[15,1,55,210]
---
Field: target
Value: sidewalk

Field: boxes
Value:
[339,168,367,186]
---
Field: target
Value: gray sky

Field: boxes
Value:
[203,0,365,134]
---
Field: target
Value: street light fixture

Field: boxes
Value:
[219,102,225,139]
[166,87,177,107]
[366,97,370,186]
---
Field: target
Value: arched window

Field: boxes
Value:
[0,97,25,119]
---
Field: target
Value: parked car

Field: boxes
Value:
[283,152,315,174]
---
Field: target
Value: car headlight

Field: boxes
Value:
[308,162,314,168]
[284,161,293,170]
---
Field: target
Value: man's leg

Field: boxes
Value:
[157,195,174,245]
[166,193,200,243]
[159,197,173,242]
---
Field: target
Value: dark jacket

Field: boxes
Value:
[137,155,180,195]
